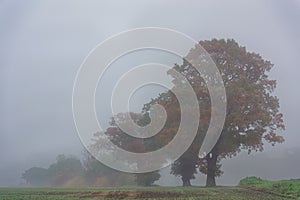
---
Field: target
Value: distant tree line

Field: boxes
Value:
[22,154,83,187]
[22,153,160,187]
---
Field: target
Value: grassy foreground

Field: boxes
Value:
[0,186,296,200]
[239,177,300,199]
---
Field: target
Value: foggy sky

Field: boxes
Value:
[0,0,300,186]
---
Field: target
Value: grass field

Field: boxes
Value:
[0,186,296,200]
[239,177,300,199]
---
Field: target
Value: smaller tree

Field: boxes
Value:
[82,150,129,186]
[90,112,162,186]
[170,151,199,186]
[47,154,84,186]
[135,171,161,186]
[22,167,49,187]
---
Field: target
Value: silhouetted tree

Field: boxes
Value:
[170,151,199,186]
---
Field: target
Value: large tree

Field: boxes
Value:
[145,39,285,186]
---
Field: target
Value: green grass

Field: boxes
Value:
[0,186,295,200]
[239,177,300,199]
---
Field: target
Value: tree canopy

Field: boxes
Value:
[144,39,285,186]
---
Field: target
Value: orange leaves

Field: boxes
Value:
[161,39,285,159]
[264,131,285,146]
[275,113,285,130]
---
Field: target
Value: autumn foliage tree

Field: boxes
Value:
[145,39,285,186]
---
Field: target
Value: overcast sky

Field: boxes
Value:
[0,0,300,186]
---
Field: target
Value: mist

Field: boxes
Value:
[1,0,300,187]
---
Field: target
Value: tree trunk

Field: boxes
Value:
[205,152,217,187]
[182,177,191,187]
